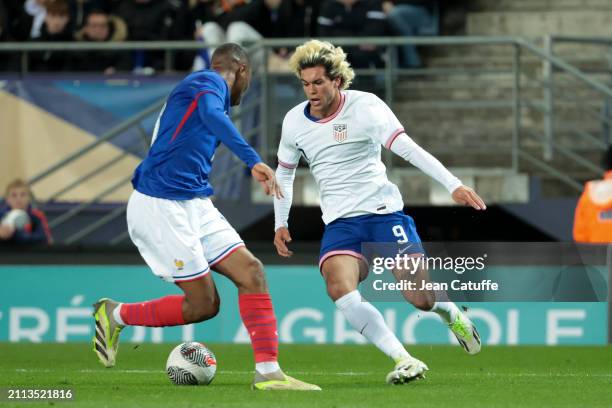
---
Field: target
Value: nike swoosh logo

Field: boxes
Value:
[398,244,413,254]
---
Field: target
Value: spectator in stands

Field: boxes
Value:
[189,0,266,70]
[0,179,53,246]
[0,0,49,41]
[3,0,75,41]
[255,0,319,47]
[72,9,129,74]
[29,0,73,72]
[177,0,216,70]
[25,0,50,39]
[168,0,320,71]
[317,0,387,68]
[70,0,110,29]
[116,0,182,72]
[253,0,321,71]
[383,0,438,68]
[573,146,612,243]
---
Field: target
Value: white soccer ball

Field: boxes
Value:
[1,209,30,229]
[166,342,217,385]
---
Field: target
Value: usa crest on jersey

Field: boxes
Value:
[333,124,347,143]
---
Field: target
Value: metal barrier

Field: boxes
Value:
[548,35,612,153]
[2,36,609,243]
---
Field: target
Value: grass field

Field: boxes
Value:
[1,343,611,407]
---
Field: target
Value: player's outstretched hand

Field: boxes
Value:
[251,162,283,199]
[452,185,487,210]
[274,227,293,257]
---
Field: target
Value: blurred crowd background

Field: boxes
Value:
[0,0,447,72]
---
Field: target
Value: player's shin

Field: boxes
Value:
[118,295,186,327]
[238,293,280,374]
[335,290,410,363]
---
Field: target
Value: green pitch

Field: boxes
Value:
[1,343,611,407]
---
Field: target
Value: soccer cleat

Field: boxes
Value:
[92,298,124,368]
[252,370,321,391]
[385,356,429,385]
[449,311,481,355]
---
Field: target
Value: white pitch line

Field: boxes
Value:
[11,369,612,378]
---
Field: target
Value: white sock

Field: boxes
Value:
[256,361,280,375]
[430,302,460,324]
[335,290,409,363]
[112,303,125,326]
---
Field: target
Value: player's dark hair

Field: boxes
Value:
[85,8,109,21]
[85,7,109,18]
[46,0,70,16]
[211,43,250,68]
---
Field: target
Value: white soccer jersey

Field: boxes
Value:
[277,90,407,224]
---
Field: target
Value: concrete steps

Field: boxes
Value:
[252,168,529,206]
[467,11,612,36]
[468,0,612,12]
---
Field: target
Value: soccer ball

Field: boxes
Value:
[166,342,217,385]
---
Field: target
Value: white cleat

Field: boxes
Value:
[385,356,429,385]
[449,311,481,355]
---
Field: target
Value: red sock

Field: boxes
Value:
[120,295,185,327]
[239,293,279,363]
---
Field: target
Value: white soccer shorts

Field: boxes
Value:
[126,190,245,283]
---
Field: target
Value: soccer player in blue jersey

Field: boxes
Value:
[92,43,319,391]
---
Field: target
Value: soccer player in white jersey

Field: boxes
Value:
[273,40,487,384]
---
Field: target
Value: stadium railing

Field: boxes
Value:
[1,36,610,243]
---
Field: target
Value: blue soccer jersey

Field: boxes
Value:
[132,70,262,200]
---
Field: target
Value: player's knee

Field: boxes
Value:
[194,302,219,322]
[411,292,435,311]
[243,256,267,292]
[326,282,351,302]
[185,296,220,323]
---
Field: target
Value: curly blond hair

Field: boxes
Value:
[288,40,355,90]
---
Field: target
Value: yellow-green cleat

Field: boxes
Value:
[92,298,124,368]
[449,311,481,355]
[252,370,321,391]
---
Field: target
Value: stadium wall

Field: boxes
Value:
[0,77,173,202]
[0,265,606,345]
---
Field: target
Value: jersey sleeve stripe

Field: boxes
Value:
[385,128,406,149]
[170,91,211,143]
[278,159,298,169]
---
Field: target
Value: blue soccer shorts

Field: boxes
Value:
[319,211,423,269]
